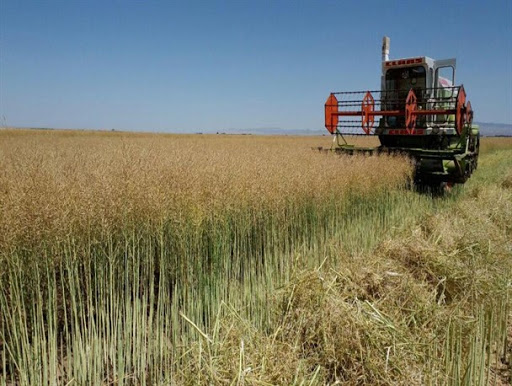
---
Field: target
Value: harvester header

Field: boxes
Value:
[321,36,479,188]
[325,85,472,136]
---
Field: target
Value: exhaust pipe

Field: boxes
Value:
[382,36,390,61]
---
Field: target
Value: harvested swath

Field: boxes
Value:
[176,151,512,385]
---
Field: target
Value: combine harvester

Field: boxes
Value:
[323,37,479,190]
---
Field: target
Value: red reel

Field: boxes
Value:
[466,100,473,126]
[405,89,417,134]
[324,93,339,134]
[361,91,375,135]
[455,86,467,135]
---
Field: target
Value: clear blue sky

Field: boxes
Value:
[1,0,511,131]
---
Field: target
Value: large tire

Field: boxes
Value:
[414,178,452,196]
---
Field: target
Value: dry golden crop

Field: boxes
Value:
[0,129,411,250]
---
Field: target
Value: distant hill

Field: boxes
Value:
[475,122,512,137]
[221,122,512,137]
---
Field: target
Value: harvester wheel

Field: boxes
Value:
[414,179,453,196]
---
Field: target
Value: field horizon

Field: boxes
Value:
[1,120,511,137]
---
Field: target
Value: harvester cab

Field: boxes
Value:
[324,36,479,188]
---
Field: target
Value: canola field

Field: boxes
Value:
[0,130,511,385]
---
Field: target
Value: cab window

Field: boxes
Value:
[385,66,426,92]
